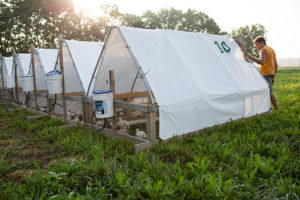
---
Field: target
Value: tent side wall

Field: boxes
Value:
[34,51,48,92]
[60,42,85,95]
[118,26,270,140]
[33,49,59,92]
[14,54,25,89]
[92,28,149,97]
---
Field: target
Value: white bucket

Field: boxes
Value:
[5,75,15,89]
[21,76,34,92]
[46,75,62,94]
[92,90,114,119]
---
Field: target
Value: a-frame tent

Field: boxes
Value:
[90,26,270,140]
[55,40,104,96]
[0,56,13,88]
[16,53,31,75]
[28,49,59,93]
[13,53,31,89]
[2,57,14,88]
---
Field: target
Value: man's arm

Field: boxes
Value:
[245,49,266,65]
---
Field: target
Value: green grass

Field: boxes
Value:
[0,68,299,199]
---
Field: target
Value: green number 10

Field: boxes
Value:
[214,41,231,53]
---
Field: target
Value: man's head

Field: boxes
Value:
[254,36,266,50]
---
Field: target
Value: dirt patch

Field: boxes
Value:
[0,127,69,182]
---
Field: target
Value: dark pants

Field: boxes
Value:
[263,75,274,92]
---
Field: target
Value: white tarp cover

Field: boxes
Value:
[1,57,13,88]
[3,57,13,75]
[118,26,270,140]
[17,54,31,75]
[89,28,148,96]
[32,49,58,91]
[36,49,58,74]
[62,40,103,95]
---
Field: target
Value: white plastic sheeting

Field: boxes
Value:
[89,28,148,96]
[31,49,58,91]
[36,49,58,74]
[1,57,13,88]
[0,57,13,88]
[11,53,31,89]
[17,54,31,75]
[56,40,103,95]
[93,26,270,140]
[3,57,13,75]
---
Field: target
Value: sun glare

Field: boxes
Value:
[72,0,103,18]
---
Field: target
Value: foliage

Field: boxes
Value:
[1,1,225,56]
[0,68,299,199]
[121,8,223,34]
[231,23,267,58]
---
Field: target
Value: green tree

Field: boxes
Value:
[120,13,145,28]
[120,8,223,34]
[0,0,15,56]
[1,2,225,56]
[231,24,267,57]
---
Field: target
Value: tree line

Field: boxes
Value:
[0,0,266,57]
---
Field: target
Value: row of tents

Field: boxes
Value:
[0,26,270,140]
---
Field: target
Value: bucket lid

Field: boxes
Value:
[21,75,33,78]
[46,70,61,76]
[93,90,113,94]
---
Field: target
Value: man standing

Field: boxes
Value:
[244,36,279,110]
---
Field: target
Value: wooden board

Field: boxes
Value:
[64,92,85,96]
[115,91,149,99]
[37,90,48,93]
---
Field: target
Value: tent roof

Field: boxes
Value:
[35,49,58,74]
[65,40,104,94]
[17,53,31,75]
[116,26,270,139]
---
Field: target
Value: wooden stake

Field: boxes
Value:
[127,95,132,120]
[82,96,87,124]
[13,50,19,104]
[146,109,156,143]
[109,70,117,130]
[59,35,67,121]
[31,44,38,111]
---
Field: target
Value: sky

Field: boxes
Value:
[73,0,300,59]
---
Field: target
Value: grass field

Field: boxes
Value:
[0,68,299,199]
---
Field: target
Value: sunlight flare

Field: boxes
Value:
[73,0,103,17]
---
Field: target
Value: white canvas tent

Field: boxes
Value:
[28,49,59,92]
[90,26,270,140]
[2,57,14,88]
[55,40,104,96]
[12,53,31,89]
[0,57,13,88]
[16,53,31,75]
